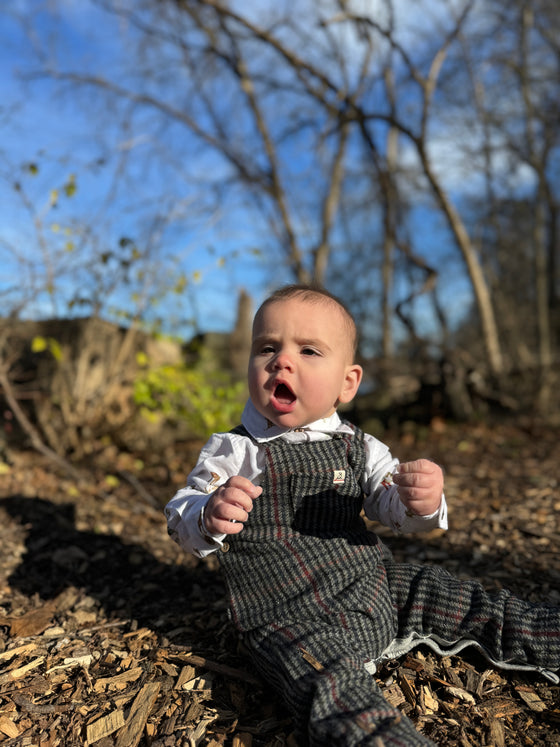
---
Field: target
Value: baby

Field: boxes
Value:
[166,284,559,746]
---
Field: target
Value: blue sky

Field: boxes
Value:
[0,1,477,342]
[0,3,297,334]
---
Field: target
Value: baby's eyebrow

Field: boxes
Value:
[251,334,277,346]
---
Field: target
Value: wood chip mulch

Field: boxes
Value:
[0,421,559,746]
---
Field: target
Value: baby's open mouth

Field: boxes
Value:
[274,382,296,405]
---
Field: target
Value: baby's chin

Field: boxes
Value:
[259,405,337,430]
[255,404,303,429]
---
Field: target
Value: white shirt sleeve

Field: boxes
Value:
[362,433,448,534]
[165,431,262,558]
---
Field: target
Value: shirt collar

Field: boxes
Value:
[240,399,354,442]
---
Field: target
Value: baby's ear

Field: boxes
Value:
[339,364,363,404]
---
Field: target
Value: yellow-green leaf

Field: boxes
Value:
[64,175,77,197]
[174,275,187,294]
[31,336,48,353]
[48,338,63,361]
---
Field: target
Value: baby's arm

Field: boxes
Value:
[165,431,261,557]
[362,434,447,533]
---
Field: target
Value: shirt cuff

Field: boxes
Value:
[404,494,448,531]
[198,506,224,547]
[166,495,226,558]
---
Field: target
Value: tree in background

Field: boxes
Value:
[437,0,559,408]
[0,0,558,437]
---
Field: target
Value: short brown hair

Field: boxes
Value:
[254,284,358,358]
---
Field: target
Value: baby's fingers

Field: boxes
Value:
[223,475,263,500]
[396,459,439,476]
[393,460,443,490]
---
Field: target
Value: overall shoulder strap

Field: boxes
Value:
[339,419,366,474]
[229,424,249,437]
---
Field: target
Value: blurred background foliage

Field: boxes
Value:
[133,350,246,440]
[0,0,558,458]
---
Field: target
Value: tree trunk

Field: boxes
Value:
[419,148,504,377]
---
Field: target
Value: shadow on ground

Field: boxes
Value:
[1,495,224,648]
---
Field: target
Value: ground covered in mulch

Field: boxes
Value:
[0,420,559,746]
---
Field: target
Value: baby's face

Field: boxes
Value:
[248,298,362,429]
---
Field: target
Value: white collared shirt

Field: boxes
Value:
[165,400,448,558]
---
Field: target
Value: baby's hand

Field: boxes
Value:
[392,459,443,517]
[204,476,262,535]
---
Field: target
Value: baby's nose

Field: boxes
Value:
[273,351,294,370]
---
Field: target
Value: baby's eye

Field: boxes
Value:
[301,347,319,356]
[260,345,276,354]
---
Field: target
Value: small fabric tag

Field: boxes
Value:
[204,471,222,493]
[381,471,394,489]
[333,469,346,484]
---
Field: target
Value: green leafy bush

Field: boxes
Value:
[133,359,246,438]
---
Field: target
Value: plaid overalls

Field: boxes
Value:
[218,424,560,746]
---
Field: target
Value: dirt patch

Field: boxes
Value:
[0,421,559,745]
